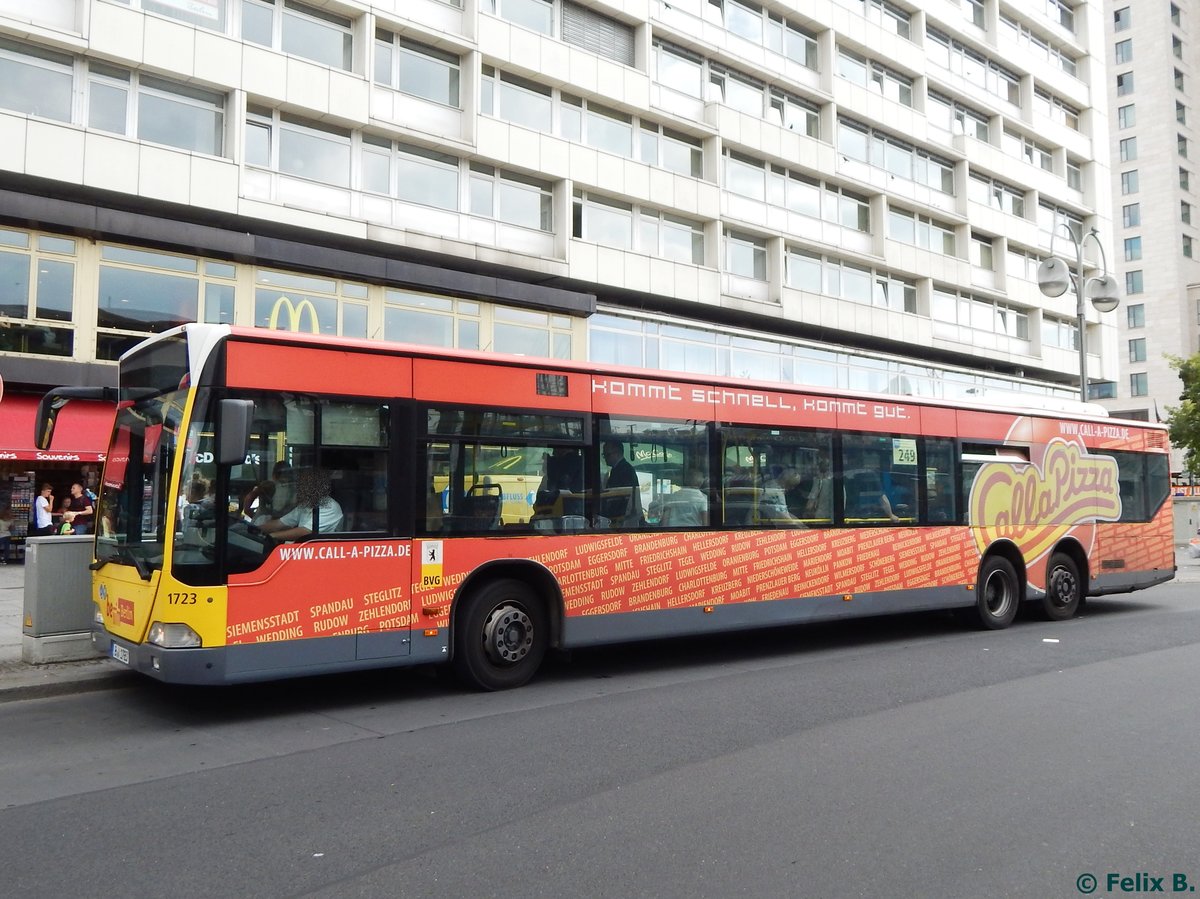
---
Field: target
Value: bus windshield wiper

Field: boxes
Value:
[90,546,151,580]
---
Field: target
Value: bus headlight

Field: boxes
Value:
[93,603,104,626]
[147,622,202,648]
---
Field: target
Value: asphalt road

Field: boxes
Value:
[2,582,1199,899]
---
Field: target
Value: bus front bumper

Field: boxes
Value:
[92,626,229,685]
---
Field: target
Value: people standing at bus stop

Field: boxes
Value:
[32,484,55,536]
[64,482,94,535]
[0,508,12,562]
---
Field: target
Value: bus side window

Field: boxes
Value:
[319,402,389,534]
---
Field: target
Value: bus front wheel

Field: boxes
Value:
[453,579,548,691]
[1040,553,1083,621]
[974,557,1020,630]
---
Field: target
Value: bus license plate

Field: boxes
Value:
[111,644,130,665]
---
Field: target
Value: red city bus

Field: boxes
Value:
[37,324,1174,689]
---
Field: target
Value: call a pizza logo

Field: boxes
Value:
[969,439,1122,562]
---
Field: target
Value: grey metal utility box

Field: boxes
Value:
[22,535,101,663]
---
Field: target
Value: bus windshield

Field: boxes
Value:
[94,333,191,577]
[94,393,186,577]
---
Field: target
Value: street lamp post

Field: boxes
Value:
[1037,225,1121,403]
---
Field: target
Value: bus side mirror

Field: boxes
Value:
[218,399,254,465]
[35,386,116,450]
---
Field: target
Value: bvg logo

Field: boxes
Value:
[267,295,321,333]
[968,438,1122,565]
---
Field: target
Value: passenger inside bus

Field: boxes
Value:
[257,468,343,541]
[657,469,709,527]
[601,440,643,527]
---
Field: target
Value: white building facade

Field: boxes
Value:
[0,0,1115,408]
[1104,2,1197,474]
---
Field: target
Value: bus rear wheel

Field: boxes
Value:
[974,556,1020,630]
[454,579,547,691]
[1040,552,1083,621]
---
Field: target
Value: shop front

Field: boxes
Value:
[0,394,113,560]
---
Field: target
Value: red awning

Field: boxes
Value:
[0,394,114,464]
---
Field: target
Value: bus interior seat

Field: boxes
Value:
[466,483,502,530]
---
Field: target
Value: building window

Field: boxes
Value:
[1041,315,1079,351]
[373,33,461,108]
[1114,6,1130,30]
[1174,35,1183,59]
[96,245,208,357]
[562,95,633,156]
[1116,72,1134,96]
[970,233,994,269]
[1129,338,1147,363]
[888,208,956,254]
[1124,237,1142,261]
[1127,303,1145,327]
[87,67,226,157]
[639,124,704,178]
[1126,271,1144,295]
[1179,102,1188,125]
[383,290,479,351]
[1172,3,1181,27]
[243,0,354,71]
[0,37,73,122]
[1181,135,1190,158]
[561,1,635,65]
[654,41,704,98]
[1186,235,1195,258]
[640,212,706,265]
[248,109,351,188]
[573,190,638,248]
[964,0,984,27]
[769,88,820,136]
[1119,137,1137,162]
[481,68,553,132]
[927,92,990,140]
[1177,68,1186,91]
[1066,158,1082,191]
[487,0,554,36]
[470,165,553,231]
[253,269,368,338]
[1130,372,1148,397]
[1120,171,1139,195]
[968,174,1025,217]
[363,140,460,210]
[837,49,914,107]
[926,29,1018,104]
[725,230,767,280]
[837,118,955,194]
[1182,167,1192,191]
[115,0,229,30]
[1002,129,1054,171]
[932,289,1030,347]
[0,228,76,357]
[1122,204,1140,227]
[1184,201,1192,225]
[1117,105,1135,129]
[1114,40,1132,64]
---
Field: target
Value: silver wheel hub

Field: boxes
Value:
[984,571,1012,616]
[1048,567,1077,608]
[482,603,534,665]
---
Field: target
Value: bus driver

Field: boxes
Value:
[257,468,343,541]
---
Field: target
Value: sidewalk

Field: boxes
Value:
[0,559,135,702]
[1,548,1198,702]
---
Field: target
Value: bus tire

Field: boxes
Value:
[1040,552,1083,621]
[453,579,547,691]
[974,556,1020,630]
